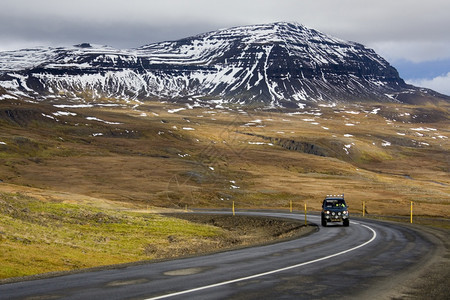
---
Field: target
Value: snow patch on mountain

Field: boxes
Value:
[1,22,440,106]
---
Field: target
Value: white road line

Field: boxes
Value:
[146,223,377,300]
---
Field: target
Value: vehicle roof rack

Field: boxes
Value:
[325,194,344,198]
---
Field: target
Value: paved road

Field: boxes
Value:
[0,212,436,299]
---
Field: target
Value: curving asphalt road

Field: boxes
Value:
[0,212,437,299]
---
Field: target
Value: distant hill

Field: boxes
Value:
[0,22,448,107]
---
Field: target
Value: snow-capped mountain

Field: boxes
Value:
[0,22,447,106]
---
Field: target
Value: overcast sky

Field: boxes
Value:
[1,0,449,95]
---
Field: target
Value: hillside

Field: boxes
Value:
[0,97,448,216]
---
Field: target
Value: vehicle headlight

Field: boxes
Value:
[326,211,330,214]
[332,212,336,216]
[343,211,348,215]
[338,212,342,216]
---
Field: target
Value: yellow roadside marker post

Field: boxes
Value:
[232,201,235,216]
[410,202,413,223]
[304,202,307,225]
[362,201,365,217]
[290,200,293,213]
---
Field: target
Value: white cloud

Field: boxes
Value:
[406,72,450,96]
[371,41,450,64]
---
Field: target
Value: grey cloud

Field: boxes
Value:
[0,13,218,49]
[1,0,449,63]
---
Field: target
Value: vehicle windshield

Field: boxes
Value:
[324,199,346,208]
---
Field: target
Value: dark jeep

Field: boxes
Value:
[321,195,349,227]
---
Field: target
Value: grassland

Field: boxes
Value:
[0,189,230,279]
[0,98,447,214]
[0,97,449,278]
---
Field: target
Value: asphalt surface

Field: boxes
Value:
[0,212,438,299]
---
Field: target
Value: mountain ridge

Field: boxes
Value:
[0,22,448,107]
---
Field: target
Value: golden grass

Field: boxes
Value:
[0,99,448,215]
[0,191,225,279]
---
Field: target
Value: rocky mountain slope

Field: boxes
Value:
[0,22,448,107]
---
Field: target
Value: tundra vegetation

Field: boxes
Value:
[0,98,449,278]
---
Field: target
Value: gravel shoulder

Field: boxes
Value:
[388,225,450,299]
[350,218,450,300]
